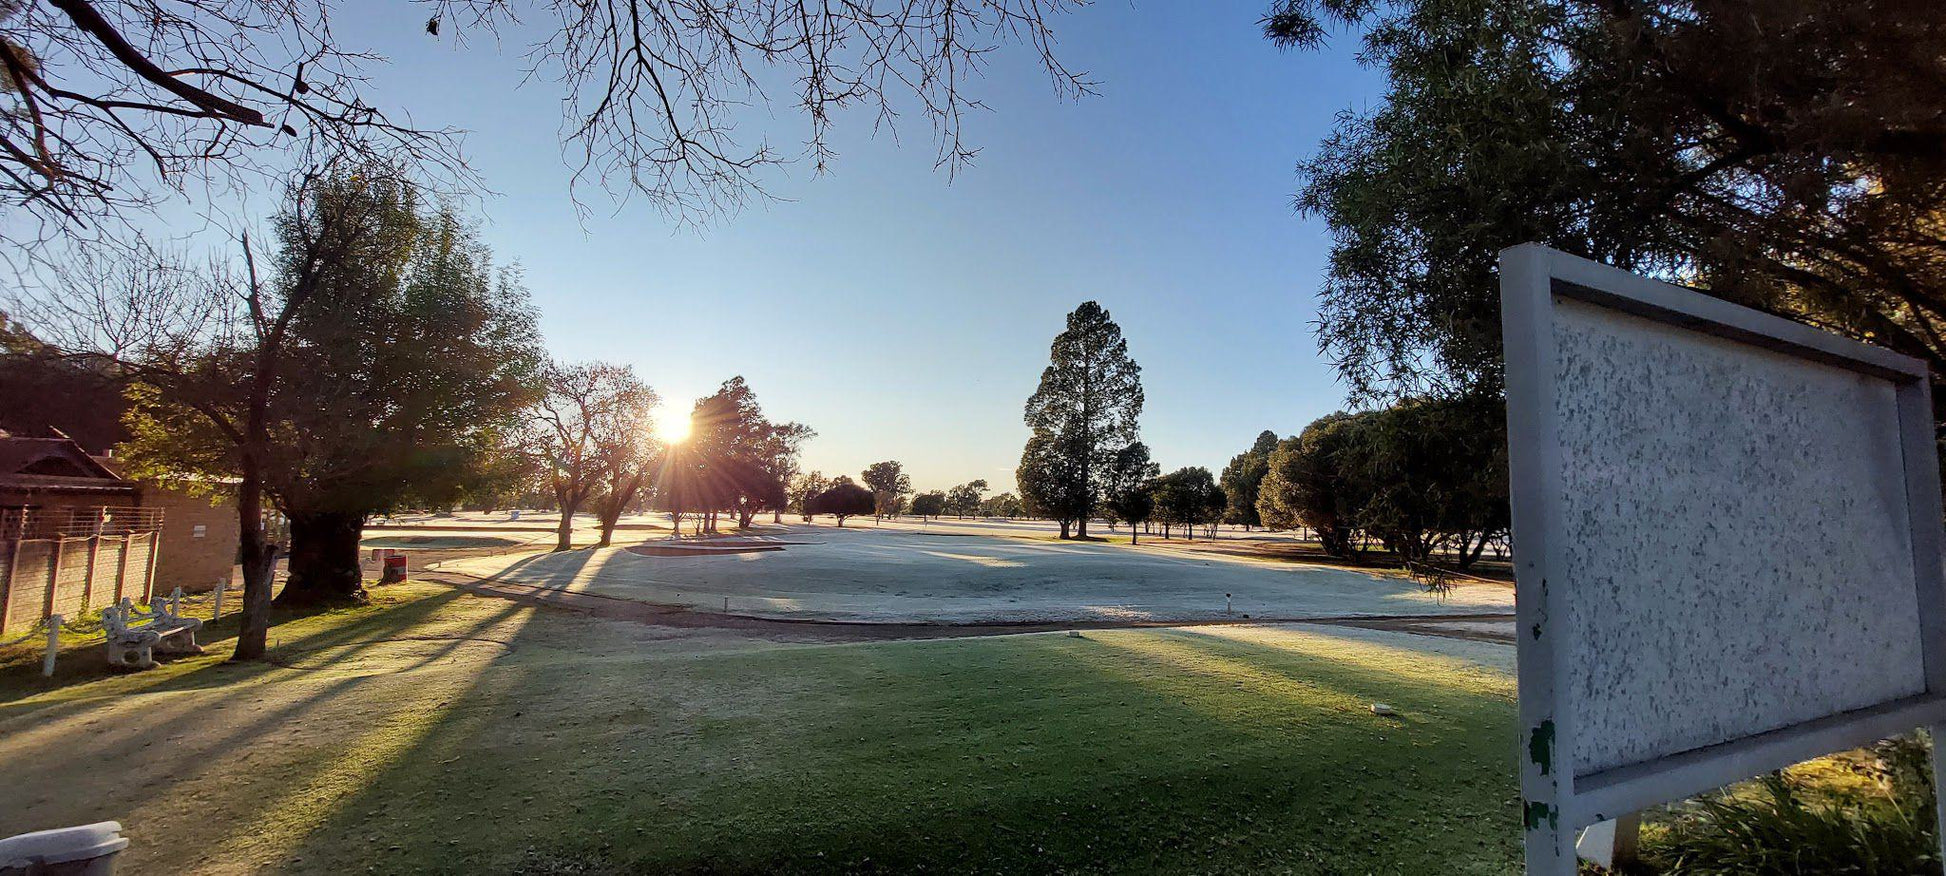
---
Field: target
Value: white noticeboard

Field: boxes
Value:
[1499,244,1946,874]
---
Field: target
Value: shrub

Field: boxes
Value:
[1639,735,1940,875]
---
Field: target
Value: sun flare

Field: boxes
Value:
[656,412,692,444]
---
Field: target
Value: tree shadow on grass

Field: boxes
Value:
[263,616,1521,874]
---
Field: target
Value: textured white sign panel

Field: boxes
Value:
[1553,298,1927,774]
[1500,244,1946,875]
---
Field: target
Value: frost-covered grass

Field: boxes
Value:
[0,583,1521,874]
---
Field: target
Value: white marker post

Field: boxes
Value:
[1501,244,1946,874]
[43,614,61,677]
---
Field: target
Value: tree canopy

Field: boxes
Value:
[1218,430,1279,529]
[861,460,912,520]
[531,361,655,552]
[1100,442,1159,544]
[945,480,989,518]
[1267,0,1946,405]
[1258,397,1508,571]
[1151,466,1225,541]
[808,482,875,526]
[122,169,544,602]
[910,491,947,519]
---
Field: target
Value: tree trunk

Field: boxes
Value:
[231,460,275,661]
[1077,516,1088,538]
[1130,523,1138,546]
[276,510,367,605]
[555,510,575,551]
[1059,519,1071,539]
[597,505,621,547]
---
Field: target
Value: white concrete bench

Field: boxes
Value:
[101,589,204,670]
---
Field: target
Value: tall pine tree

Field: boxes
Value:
[1021,302,1143,538]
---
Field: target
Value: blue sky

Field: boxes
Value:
[339,2,1386,493]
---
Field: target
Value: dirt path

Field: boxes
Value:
[419,568,1515,645]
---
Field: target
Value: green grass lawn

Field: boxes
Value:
[0,583,1521,874]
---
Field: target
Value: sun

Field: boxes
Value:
[655,412,692,444]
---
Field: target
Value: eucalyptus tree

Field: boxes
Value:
[533,361,656,551]
[1259,414,1363,558]
[946,479,989,519]
[592,387,663,547]
[688,377,807,529]
[981,492,1024,519]
[861,460,912,521]
[789,471,831,522]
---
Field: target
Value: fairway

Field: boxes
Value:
[434,524,1514,624]
[0,583,1521,874]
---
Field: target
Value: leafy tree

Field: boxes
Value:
[861,460,912,521]
[910,491,947,519]
[118,169,544,610]
[1021,301,1144,538]
[945,479,989,518]
[1017,429,1088,537]
[808,482,875,527]
[1257,399,1509,570]
[591,387,663,547]
[688,377,808,530]
[270,208,545,598]
[650,440,710,536]
[1101,442,1159,545]
[1265,0,1946,404]
[1339,396,1509,570]
[1259,414,1363,557]
[980,492,1024,518]
[1152,466,1225,541]
[759,423,817,524]
[1219,430,1279,530]
[789,470,830,521]
[532,362,656,552]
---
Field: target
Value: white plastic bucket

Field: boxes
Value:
[0,822,128,876]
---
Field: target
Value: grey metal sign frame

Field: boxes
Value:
[1499,243,1946,874]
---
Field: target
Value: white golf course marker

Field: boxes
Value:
[1499,243,1946,875]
